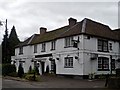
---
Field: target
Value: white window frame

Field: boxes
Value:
[65,37,73,47]
[98,39,108,52]
[51,41,56,50]
[19,47,23,55]
[109,43,112,51]
[98,57,109,71]
[64,57,73,68]
[34,44,37,53]
[41,43,46,52]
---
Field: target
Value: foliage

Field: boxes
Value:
[27,66,39,75]
[2,26,20,64]
[25,74,41,81]
[45,65,49,73]
[108,77,120,88]
[2,64,16,76]
[35,66,39,75]
[116,68,120,77]
[18,63,24,78]
[28,65,32,74]
[98,74,106,79]
[8,72,18,77]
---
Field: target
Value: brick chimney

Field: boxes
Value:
[68,17,77,26]
[40,27,47,34]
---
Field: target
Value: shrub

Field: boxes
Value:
[28,65,32,74]
[2,64,16,76]
[98,74,106,79]
[45,65,49,73]
[25,74,40,81]
[8,72,18,77]
[108,77,120,88]
[27,66,39,75]
[18,63,24,78]
[35,66,39,75]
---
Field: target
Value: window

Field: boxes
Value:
[19,47,23,55]
[51,41,56,50]
[34,45,37,53]
[109,43,112,51]
[111,59,115,70]
[64,57,73,68]
[98,57,109,71]
[65,37,73,47]
[98,39,108,52]
[41,43,46,52]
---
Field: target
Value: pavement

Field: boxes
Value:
[2,76,29,82]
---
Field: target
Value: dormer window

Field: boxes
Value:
[19,46,23,55]
[34,44,37,53]
[65,37,73,47]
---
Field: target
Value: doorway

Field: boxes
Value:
[51,60,56,74]
[41,62,45,74]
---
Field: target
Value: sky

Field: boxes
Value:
[0,0,119,43]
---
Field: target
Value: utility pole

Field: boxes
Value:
[4,19,8,63]
[0,19,8,63]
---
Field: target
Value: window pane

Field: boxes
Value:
[42,43,45,52]
[34,45,37,53]
[103,41,108,51]
[98,57,109,70]
[98,40,102,51]
[64,57,73,68]
[65,37,73,47]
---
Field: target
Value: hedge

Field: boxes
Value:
[2,64,16,76]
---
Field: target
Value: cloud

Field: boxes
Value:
[0,1,118,43]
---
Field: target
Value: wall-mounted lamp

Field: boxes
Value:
[56,57,59,60]
[49,58,53,61]
[75,56,78,59]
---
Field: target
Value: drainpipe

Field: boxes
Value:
[110,55,112,75]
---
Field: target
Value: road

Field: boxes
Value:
[2,75,106,88]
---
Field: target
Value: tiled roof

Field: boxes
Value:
[16,18,120,47]
[113,29,120,40]
[84,18,119,40]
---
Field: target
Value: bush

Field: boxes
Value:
[18,63,24,78]
[8,72,18,77]
[98,74,106,79]
[25,74,41,81]
[108,77,120,88]
[35,66,39,75]
[116,68,120,77]
[2,64,16,76]
[28,65,32,74]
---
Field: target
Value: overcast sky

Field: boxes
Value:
[0,0,119,43]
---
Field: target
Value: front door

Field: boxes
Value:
[51,60,56,74]
[41,62,45,74]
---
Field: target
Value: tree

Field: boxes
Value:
[2,30,9,64]
[18,63,24,78]
[8,26,20,59]
[2,26,20,64]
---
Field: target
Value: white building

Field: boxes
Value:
[11,17,120,78]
